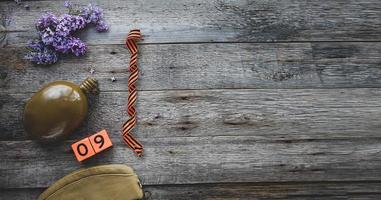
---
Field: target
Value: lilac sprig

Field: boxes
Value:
[96,20,108,32]
[36,12,58,31]
[64,1,71,8]
[25,2,109,65]
[80,4,108,32]
[25,40,58,65]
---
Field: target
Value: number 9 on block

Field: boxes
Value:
[71,130,113,162]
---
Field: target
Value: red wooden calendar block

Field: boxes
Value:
[89,130,113,153]
[71,137,96,162]
[71,130,113,162]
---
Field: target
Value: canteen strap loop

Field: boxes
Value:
[123,29,143,157]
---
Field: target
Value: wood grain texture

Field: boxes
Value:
[1,136,381,188]
[2,88,381,140]
[1,0,381,198]
[2,182,381,200]
[1,0,381,46]
[1,42,381,93]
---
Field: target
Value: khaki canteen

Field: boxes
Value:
[38,164,143,200]
[24,77,99,142]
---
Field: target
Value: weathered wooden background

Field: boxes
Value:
[1,0,381,199]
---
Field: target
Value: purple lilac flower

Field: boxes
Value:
[25,50,58,65]
[56,14,86,37]
[74,16,86,30]
[26,2,109,65]
[26,39,44,51]
[80,4,104,24]
[55,24,70,37]
[52,36,86,56]
[55,14,75,36]
[25,40,58,65]
[52,36,72,53]
[36,12,58,30]
[96,20,108,32]
[90,5,103,23]
[64,1,71,8]
[80,4,92,23]
[70,37,87,56]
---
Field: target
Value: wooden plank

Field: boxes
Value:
[2,88,381,141]
[2,182,381,200]
[1,0,381,45]
[2,42,381,93]
[1,136,381,188]
[144,182,381,200]
[0,189,43,200]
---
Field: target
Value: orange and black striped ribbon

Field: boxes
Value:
[122,29,143,157]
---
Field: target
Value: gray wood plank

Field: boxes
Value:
[2,42,381,93]
[0,189,42,200]
[2,88,381,140]
[1,136,381,188]
[1,0,381,45]
[2,182,381,200]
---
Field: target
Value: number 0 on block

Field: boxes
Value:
[71,130,113,162]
